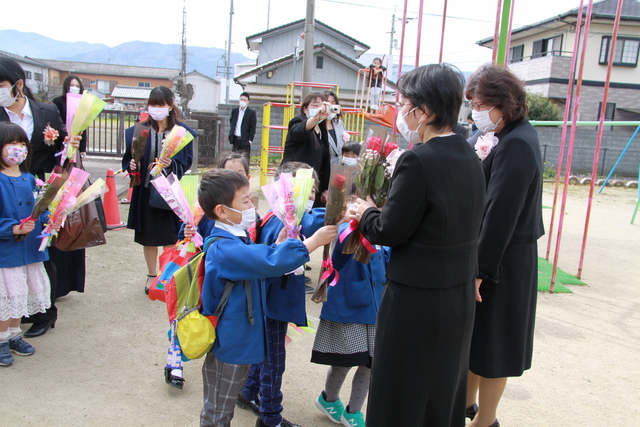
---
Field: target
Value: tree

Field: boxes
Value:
[527,92,561,121]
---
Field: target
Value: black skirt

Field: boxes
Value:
[51,246,86,298]
[133,187,179,247]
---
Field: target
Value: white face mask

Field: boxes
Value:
[148,106,170,121]
[342,157,358,167]
[0,84,18,108]
[307,108,319,118]
[224,205,256,231]
[239,100,247,108]
[68,86,81,94]
[396,107,422,144]
[472,106,502,133]
[305,199,314,213]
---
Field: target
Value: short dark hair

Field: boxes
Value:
[217,152,249,175]
[465,64,528,125]
[276,161,319,190]
[299,92,326,120]
[341,141,361,156]
[0,57,35,100]
[147,86,182,132]
[62,75,84,95]
[0,122,32,172]
[198,169,250,220]
[239,92,250,101]
[467,112,474,121]
[397,63,465,133]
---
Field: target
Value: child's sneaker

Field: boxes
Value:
[315,391,345,424]
[9,336,35,356]
[0,341,14,366]
[341,410,366,427]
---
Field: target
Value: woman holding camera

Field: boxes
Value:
[323,90,349,165]
[282,92,331,206]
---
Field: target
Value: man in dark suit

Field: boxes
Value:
[228,92,256,164]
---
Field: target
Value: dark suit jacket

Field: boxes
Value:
[51,96,87,153]
[359,134,486,288]
[477,120,544,284]
[0,99,67,179]
[228,106,256,147]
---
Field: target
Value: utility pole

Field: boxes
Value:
[267,0,271,30]
[388,8,396,81]
[301,0,315,100]
[225,0,234,104]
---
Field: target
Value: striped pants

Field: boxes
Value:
[201,352,251,427]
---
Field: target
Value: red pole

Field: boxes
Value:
[577,0,625,278]
[545,0,585,260]
[439,0,448,63]
[492,0,503,64]
[551,0,595,292]
[394,0,410,135]
[416,0,425,68]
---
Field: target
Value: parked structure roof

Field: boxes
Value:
[111,85,154,100]
[36,59,179,79]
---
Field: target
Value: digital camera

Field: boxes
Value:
[325,104,341,114]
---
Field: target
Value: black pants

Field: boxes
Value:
[231,136,251,164]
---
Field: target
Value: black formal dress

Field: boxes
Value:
[470,120,544,378]
[358,134,486,427]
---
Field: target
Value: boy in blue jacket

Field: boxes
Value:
[238,162,325,427]
[198,169,336,427]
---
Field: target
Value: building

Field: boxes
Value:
[0,49,50,100]
[174,70,221,113]
[477,0,640,131]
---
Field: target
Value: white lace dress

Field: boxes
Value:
[0,262,50,321]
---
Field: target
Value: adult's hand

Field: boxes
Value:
[129,159,137,171]
[475,278,483,302]
[158,156,172,168]
[348,196,376,222]
[64,135,82,148]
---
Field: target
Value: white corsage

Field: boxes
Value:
[474,132,499,161]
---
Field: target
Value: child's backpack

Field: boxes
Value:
[248,210,276,243]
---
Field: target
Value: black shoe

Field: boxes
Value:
[304,265,311,271]
[305,285,314,294]
[145,275,156,295]
[164,367,184,389]
[488,420,500,427]
[255,418,301,427]
[24,319,56,338]
[237,394,260,416]
[466,403,478,420]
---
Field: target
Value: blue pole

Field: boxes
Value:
[599,125,640,193]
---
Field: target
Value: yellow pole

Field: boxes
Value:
[260,102,271,187]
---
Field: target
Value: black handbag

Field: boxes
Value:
[148,177,171,210]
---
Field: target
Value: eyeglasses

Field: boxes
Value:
[469,101,486,111]
[395,102,412,109]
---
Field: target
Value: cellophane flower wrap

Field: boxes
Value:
[474,132,499,161]
[15,173,67,242]
[38,167,90,251]
[149,126,195,177]
[311,164,354,303]
[262,171,314,241]
[129,124,150,187]
[151,173,203,257]
[67,91,107,162]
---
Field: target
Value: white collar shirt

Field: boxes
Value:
[4,97,34,141]
[234,107,246,137]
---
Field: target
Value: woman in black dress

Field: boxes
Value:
[122,86,195,293]
[281,92,331,207]
[350,63,486,427]
[465,65,544,427]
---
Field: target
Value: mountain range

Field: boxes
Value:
[0,29,252,79]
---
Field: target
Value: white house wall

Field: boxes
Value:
[186,74,220,113]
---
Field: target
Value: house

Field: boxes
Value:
[173,70,221,113]
[477,0,640,131]
[0,49,50,100]
[234,19,396,105]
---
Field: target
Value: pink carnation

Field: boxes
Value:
[474,132,499,161]
[366,137,382,153]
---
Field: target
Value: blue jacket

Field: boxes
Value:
[260,208,325,326]
[0,172,49,268]
[201,227,310,365]
[320,223,389,325]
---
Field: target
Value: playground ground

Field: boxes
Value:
[2,169,639,426]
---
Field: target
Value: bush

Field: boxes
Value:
[527,92,561,121]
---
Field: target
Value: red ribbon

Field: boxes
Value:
[320,259,340,287]
[339,219,359,244]
[18,216,36,229]
[125,171,141,180]
[360,235,377,254]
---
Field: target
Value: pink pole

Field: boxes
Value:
[492,0,503,64]
[394,0,410,135]
[504,0,515,59]
[577,0,625,278]
[545,0,585,260]
[551,0,595,292]
[439,0,448,63]
[416,0,425,68]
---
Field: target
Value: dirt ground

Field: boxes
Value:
[3,178,640,426]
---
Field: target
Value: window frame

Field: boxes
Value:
[509,44,524,63]
[599,36,640,67]
[316,56,324,69]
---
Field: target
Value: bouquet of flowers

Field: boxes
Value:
[65,91,107,162]
[128,124,150,187]
[311,164,355,303]
[262,170,315,240]
[149,126,195,177]
[151,173,204,256]
[15,172,67,242]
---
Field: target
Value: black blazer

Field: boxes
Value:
[228,106,256,147]
[51,96,87,153]
[0,100,67,179]
[359,134,486,288]
[477,120,544,284]
[281,115,331,193]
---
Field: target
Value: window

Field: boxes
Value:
[316,56,324,69]
[24,70,32,79]
[138,82,150,87]
[532,35,563,58]
[509,44,524,63]
[599,36,640,67]
[90,80,96,85]
[34,72,43,82]
[597,102,616,131]
[97,80,111,93]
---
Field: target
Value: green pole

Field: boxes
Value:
[495,0,512,66]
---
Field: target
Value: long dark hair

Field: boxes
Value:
[323,90,342,120]
[146,86,181,132]
[0,122,32,172]
[0,57,35,101]
[62,75,84,95]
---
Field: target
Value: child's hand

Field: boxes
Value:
[312,225,338,247]
[13,221,35,235]
[51,218,63,232]
[184,225,196,239]
[275,227,288,245]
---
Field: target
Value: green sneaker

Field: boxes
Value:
[341,410,366,427]
[315,391,345,424]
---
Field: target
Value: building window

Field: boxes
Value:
[97,80,111,93]
[90,80,96,85]
[599,36,640,67]
[532,35,563,58]
[509,44,524,63]
[34,72,43,82]
[266,70,274,78]
[597,102,616,130]
[25,71,32,79]
[316,56,324,69]
[138,82,151,87]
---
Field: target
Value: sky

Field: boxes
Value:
[0,0,586,72]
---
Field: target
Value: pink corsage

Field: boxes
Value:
[43,124,59,146]
[474,132,499,161]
